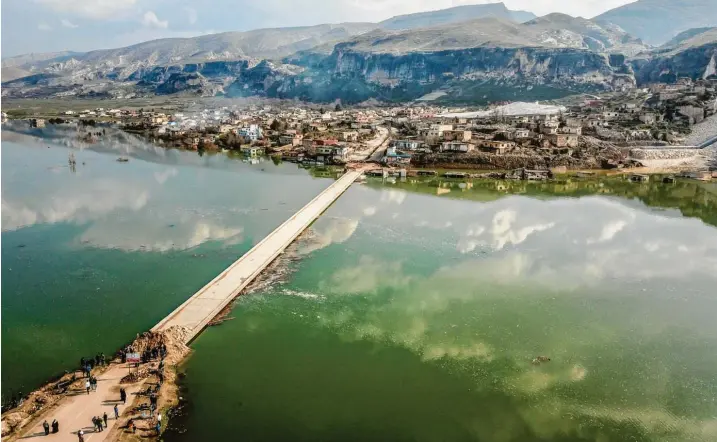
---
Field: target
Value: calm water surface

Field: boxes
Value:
[1,130,331,397]
[3,126,717,441]
[166,178,717,442]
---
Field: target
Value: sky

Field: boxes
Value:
[0,0,638,58]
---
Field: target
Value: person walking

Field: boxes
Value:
[155,420,161,435]
[114,403,119,419]
[85,380,91,395]
[120,387,127,404]
[103,412,108,428]
[42,420,50,435]
[77,429,84,442]
[51,419,59,434]
[97,416,104,432]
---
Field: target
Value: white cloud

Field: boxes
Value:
[61,19,79,28]
[36,0,138,19]
[480,209,555,251]
[183,6,198,25]
[362,206,377,216]
[380,189,407,205]
[154,168,178,185]
[586,219,628,244]
[1,181,149,231]
[141,11,168,29]
[79,221,243,252]
[299,217,358,255]
[38,22,53,31]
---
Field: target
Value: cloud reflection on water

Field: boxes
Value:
[292,183,717,441]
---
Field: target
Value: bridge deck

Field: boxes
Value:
[153,170,361,343]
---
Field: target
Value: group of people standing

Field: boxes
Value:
[91,413,108,432]
[46,342,170,440]
[84,376,98,394]
[41,419,58,435]
[79,354,106,378]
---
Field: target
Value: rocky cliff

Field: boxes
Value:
[631,31,717,84]
[268,44,636,103]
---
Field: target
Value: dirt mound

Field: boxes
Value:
[0,373,81,437]
[120,327,190,367]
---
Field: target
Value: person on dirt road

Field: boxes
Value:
[51,419,59,434]
[120,387,127,404]
[114,403,119,419]
[42,420,50,435]
[77,429,84,442]
[85,380,90,394]
[103,412,108,427]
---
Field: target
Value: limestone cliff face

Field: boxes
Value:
[632,43,717,84]
[0,45,641,103]
[328,45,627,86]
[267,45,636,103]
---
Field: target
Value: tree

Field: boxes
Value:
[270,119,284,131]
[334,103,342,112]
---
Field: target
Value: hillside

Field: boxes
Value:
[334,15,647,55]
[595,0,717,46]
[339,19,538,54]
[378,3,536,30]
[1,51,80,68]
[1,23,376,83]
[632,28,717,84]
[524,13,646,55]
[3,5,707,104]
[662,27,717,49]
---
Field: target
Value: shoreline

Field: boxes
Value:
[0,229,317,440]
[1,120,712,178]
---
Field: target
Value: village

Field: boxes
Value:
[6,76,717,180]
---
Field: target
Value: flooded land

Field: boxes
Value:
[3,129,717,442]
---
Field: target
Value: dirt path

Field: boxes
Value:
[6,364,145,442]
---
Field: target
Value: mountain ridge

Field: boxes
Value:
[378,3,536,30]
[594,0,717,46]
[1,2,712,104]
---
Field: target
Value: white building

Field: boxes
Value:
[427,124,453,137]
[239,124,263,141]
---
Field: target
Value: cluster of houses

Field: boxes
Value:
[381,114,581,166]
[379,77,717,166]
[26,76,714,169]
[110,105,401,162]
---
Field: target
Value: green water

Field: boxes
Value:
[1,131,331,398]
[166,180,717,442]
[4,127,717,441]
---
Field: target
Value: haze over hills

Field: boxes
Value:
[378,3,536,30]
[595,0,717,46]
[2,1,716,104]
[326,15,646,55]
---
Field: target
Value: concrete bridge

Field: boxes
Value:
[9,170,364,442]
[153,170,363,343]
